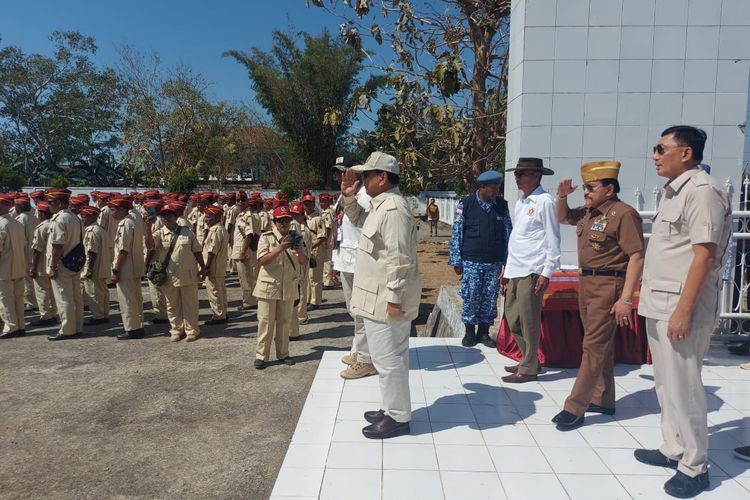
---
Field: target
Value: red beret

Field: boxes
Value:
[143,190,160,199]
[79,205,100,217]
[109,198,133,210]
[272,205,292,219]
[159,205,177,216]
[301,194,315,203]
[14,196,31,207]
[69,197,86,208]
[143,200,164,210]
[45,189,71,202]
[0,194,14,206]
[290,202,305,216]
[30,190,46,200]
[204,205,224,217]
[170,201,187,211]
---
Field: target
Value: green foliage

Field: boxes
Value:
[0,165,24,191]
[49,175,69,189]
[167,168,198,194]
[278,177,300,201]
[224,29,366,187]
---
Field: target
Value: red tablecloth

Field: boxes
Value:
[497,272,652,367]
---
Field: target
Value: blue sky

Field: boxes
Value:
[1,0,380,125]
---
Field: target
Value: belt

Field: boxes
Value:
[579,268,625,278]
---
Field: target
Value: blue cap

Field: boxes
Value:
[476,170,504,186]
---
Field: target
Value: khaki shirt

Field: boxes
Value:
[563,198,644,272]
[291,220,313,275]
[153,225,201,287]
[98,205,118,249]
[0,213,26,280]
[32,220,52,276]
[203,223,229,277]
[253,227,301,301]
[83,223,112,279]
[306,210,327,259]
[114,215,145,279]
[47,209,83,276]
[344,187,421,322]
[258,210,272,233]
[195,212,207,245]
[639,168,732,323]
[16,211,39,263]
[231,210,256,259]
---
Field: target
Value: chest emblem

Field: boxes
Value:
[590,216,608,233]
[590,242,603,251]
[527,207,535,217]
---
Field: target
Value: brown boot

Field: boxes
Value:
[340,362,378,379]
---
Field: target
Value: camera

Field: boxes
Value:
[288,229,303,248]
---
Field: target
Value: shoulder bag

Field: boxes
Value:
[147,226,182,286]
[61,217,86,273]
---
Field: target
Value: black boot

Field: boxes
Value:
[462,324,477,347]
[476,324,496,348]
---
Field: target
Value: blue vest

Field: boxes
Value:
[461,194,508,263]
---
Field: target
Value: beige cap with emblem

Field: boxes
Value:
[580,161,621,183]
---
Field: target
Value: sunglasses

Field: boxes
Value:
[582,183,602,192]
[513,171,537,177]
[653,144,687,155]
[273,218,291,223]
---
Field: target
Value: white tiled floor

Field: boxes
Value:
[270,338,750,499]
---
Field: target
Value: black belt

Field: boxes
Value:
[579,268,625,278]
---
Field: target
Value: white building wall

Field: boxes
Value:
[506,0,750,266]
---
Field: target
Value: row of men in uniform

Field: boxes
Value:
[0,187,341,347]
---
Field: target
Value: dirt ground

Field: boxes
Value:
[0,221,454,500]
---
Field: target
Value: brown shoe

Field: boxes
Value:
[185,334,199,342]
[501,372,538,383]
[504,365,543,374]
[341,352,358,366]
[340,362,378,379]
[170,334,183,342]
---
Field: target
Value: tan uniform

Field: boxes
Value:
[259,210,272,232]
[203,223,229,320]
[561,198,644,416]
[321,206,336,286]
[154,225,202,339]
[82,223,111,320]
[98,205,118,261]
[290,221,313,337]
[0,214,27,333]
[31,220,57,320]
[16,211,39,309]
[343,187,421,423]
[253,227,302,361]
[639,168,732,477]
[306,210,327,305]
[146,217,168,321]
[114,215,145,332]
[195,211,207,245]
[47,209,84,336]
[232,209,259,308]
[226,204,240,273]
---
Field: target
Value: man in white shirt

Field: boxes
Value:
[331,156,377,380]
[501,158,561,383]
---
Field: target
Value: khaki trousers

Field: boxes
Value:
[323,260,335,286]
[205,274,227,319]
[563,275,622,416]
[51,271,84,336]
[256,297,293,360]
[33,275,57,320]
[24,276,38,308]
[163,283,199,338]
[505,274,544,376]
[83,277,109,319]
[308,263,323,305]
[647,318,712,477]
[236,259,257,307]
[148,281,168,320]
[364,317,411,422]
[295,264,310,325]
[116,277,143,332]
[341,271,370,364]
[0,278,25,333]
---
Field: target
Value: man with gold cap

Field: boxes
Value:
[146,204,205,341]
[553,161,644,429]
[14,195,39,311]
[110,197,146,340]
[202,204,229,324]
[29,201,58,326]
[80,205,111,325]
[46,189,85,340]
[0,194,27,338]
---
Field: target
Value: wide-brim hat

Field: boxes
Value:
[505,157,554,175]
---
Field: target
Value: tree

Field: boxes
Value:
[309,0,511,189]
[0,31,122,185]
[224,29,366,187]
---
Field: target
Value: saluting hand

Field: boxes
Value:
[340,168,360,197]
[557,179,578,198]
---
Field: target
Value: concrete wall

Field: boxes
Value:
[506,0,750,266]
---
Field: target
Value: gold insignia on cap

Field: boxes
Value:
[581,161,621,183]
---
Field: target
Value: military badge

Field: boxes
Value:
[527,207,535,217]
[590,216,608,232]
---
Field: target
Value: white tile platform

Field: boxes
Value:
[271,338,750,499]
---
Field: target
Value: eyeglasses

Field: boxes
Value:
[582,183,602,192]
[653,144,687,155]
[513,171,536,178]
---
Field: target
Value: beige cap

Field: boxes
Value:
[351,151,400,175]
[581,161,621,183]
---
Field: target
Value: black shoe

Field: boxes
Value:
[0,329,23,339]
[633,449,678,469]
[462,324,477,347]
[254,359,267,370]
[47,332,78,341]
[30,317,58,327]
[204,317,228,325]
[306,304,319,312]
[84,317,109,326]
[734,445,750,462]
[476,324,496,348]
[552,410,584,430]
[150,318,169,324]
[117,329,144,340]
[362,415,410,439]
[289,336,303,341]
[281,356,296,366]
[364,409,385,423]
[728,341,750,355]
[586,403,616,415]
[664,470,709,498]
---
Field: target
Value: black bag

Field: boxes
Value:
[147,226,181,286]
[61,218,86,272]
[309,257,318,269]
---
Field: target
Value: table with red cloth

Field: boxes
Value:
[497,271,651,367]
